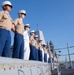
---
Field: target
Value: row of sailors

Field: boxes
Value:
[0,1,51,63]
[13,24,51,63]
[27,30,50,63]
[11,27,51,63]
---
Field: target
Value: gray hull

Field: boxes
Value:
[0,57,51,75]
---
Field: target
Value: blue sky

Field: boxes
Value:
[0,0,74,61]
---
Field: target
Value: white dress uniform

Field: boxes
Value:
[23,30,30,60]
[42,48,44,62]
[47,54,49,62]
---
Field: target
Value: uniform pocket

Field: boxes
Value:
[3,14,8,19]
[18,21,22,25]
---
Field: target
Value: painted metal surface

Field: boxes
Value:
[0,57,51,75]
[35,30,46,45]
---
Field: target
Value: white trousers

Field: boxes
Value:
[47,54,49,62]
[42,49,44,62]
[24,42,30,60]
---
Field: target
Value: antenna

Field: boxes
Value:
[37,24,39,30]
[37,24,39,40]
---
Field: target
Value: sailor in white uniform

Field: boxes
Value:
[47,50,49,63]
[23,24,30,60]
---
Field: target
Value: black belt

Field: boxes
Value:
[0,26,10,32]
[0,26,6,29]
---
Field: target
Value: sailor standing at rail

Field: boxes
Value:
[29,32,38,60]
[34,35,39,60]
[0,1,14,57]
[38,39,44,62]
[23,24,30,60]
[12,10,26,59]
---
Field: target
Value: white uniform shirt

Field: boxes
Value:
[23,30,29,44]
[23,30,30,60]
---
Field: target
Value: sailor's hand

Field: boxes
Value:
[11,23,15,32]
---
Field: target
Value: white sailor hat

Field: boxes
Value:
[25,24,30,28]
[2,1,12,8]
[30,30,35,33]
[18,10,26,16]
[43,43,47,46]
[39,38,43,41]
[34,35,38,38]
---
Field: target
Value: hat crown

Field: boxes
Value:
[34,35,38,37]
[25,24,30,28]
[39,38,43,41]
[18,10,26,14]
[30,30,35,33]
[2,1,12,7]
[25,24,29,26]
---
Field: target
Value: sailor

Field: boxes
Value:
[38,39,44,62]
[43,44,47,62]
[29,32,38,60]
[23,24,30,60]
[12,10,26,59]
[0,1,13,57]
[34,35,39,60]
[29,30,35,44]
[29,30,36,60]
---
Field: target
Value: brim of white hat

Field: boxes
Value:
[24,26,30,28]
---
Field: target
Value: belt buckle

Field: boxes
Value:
[0,27,6,29]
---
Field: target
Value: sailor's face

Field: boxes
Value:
[21,14,25,19]
[19,14,25,19]
[26,27,30,31]
[35,37,38,40]
[43,45,46,48]
[4,5,11,12]
[39,40,42,43]
[31,33,35,36]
